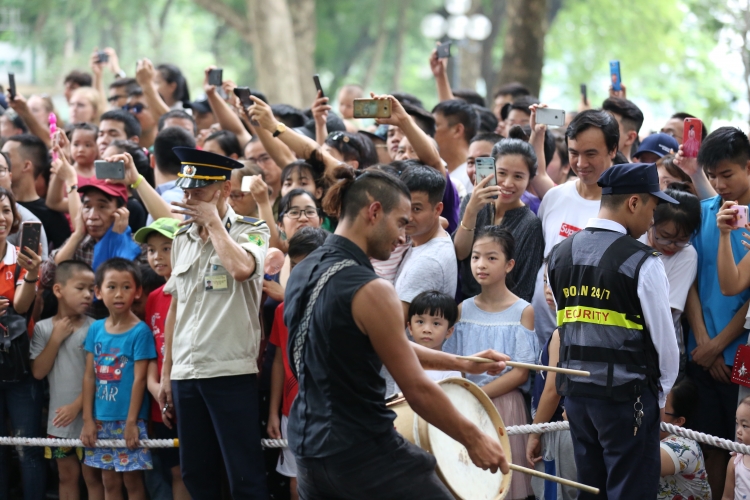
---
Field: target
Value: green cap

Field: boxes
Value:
[133,217,181,244]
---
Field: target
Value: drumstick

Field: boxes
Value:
[509,464,599,494]
[455,356,590,377]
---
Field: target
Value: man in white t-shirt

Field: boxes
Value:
[395,164,457,323]
[432,100,478,195]
[533,110,620,347]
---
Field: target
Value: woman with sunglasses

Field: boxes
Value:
[641,184,701,371]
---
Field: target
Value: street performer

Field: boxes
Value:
[284,166,511,499]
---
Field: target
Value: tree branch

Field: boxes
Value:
[191,0,252,43]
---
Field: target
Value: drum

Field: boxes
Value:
[387,377,512,500]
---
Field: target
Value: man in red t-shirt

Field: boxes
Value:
[267,227,328,500]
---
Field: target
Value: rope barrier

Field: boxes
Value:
[1,422,748,455]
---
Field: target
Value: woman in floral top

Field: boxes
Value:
[658,377,711,500]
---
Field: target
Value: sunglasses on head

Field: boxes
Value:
[122,103,145,114]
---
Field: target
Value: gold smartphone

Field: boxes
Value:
[353,98,392,119]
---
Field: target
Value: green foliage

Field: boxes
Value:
[544,0,741,127]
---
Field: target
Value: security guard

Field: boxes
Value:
[157,147,270,500]
[547,163,680,499]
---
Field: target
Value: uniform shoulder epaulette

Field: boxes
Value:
[237,216,266,226]
[176,224,191,236]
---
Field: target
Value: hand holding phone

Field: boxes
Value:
[609,61,622,92]
[353,98,392,119]
[97,51,109,64]
[535,108,566,127]
[233,87,252,109]
[437,42,452,59]
[733,205,749,229]
[208,68,223,87]
[313,74,324,98]
[20,221,42,259]
[95,160,125,180]
[475,157,497,200]
[8,73,16,101]
[682,118,703,159]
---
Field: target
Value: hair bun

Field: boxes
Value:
[507,125,529,141]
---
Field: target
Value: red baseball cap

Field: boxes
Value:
[77,178,129,204]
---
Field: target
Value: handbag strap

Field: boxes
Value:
[291,259,358,378]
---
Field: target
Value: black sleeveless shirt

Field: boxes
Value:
[284,235,395,458]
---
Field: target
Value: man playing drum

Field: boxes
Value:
[284,167,511,499]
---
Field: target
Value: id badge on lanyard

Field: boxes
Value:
[204,264,230,293]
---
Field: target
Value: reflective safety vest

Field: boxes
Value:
[547,227,661,401]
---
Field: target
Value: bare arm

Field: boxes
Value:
[354,278,510,473]
[8,93,50,146]
[721,456,736,500]
[249,96,342,173]
[80,353,97,447]
[480,368,529,399]
[454,175,498,260]
[717,201,750,294]
[429,48,454,102]
[528,105,555,199]
[531,330,562,426]
[105,152,182,221]
[248,176,283,250]
[255,126,297,171]
[660,447,676,476]
[146,360,160,401]
[203,67,252,146]
[124,359,148,448]
[31,318,74,380]
[311,91,330,145]
[157,297,177,428]
[135,58,170,124]
[375,94,444,174]
[267,347,284,439]
[674,146,716,200]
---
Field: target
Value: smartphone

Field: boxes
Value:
[580,83,587,105]
[609,61,622,91]
[734,205,749,229]
[475,157,497,199]
[95,160,125,180]
[8,73,15,100]
[437,42,452,59]
[97,51,109,63]
[682,118,703,158]
[353,98,392,119]
[19,221,41,258]
[208,68,223,87]
[233,87,252,108]
[536,108,566,127]
[313,74,324,98]
[241,175,257,192]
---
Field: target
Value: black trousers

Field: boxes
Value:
[296,430,452,500]
[566,388,660,499]
[172,374,269,500]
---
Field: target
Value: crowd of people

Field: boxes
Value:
[0,42,749,500]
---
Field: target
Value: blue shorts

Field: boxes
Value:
[83,419,153,472]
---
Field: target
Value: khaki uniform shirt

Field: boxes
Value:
[165,206,269,380]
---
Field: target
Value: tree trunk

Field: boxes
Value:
[391,0,410,91]
[362,3,389,91]
[246,0,304,106]
[288,0,317,106]
[496,0,547,97]
[480,0,506,103]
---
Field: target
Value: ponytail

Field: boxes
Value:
[322,166,410,221]
[322,165,358,218]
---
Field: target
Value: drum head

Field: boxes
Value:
[427,378,512,500]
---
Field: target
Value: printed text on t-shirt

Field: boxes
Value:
[559,222,582,238]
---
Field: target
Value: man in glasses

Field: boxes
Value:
[107,78,139,110]
[124,88,157,148]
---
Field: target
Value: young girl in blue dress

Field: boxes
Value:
[444,226,538,499]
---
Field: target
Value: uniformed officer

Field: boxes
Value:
[157,147,270,500]
[547,163,680,499]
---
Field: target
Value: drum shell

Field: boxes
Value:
[387,377,511,500]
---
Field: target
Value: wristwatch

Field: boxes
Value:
[116,69,126,79]
[273,123,287,138]
[67,184,78,194]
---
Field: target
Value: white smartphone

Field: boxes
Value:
[536,107,566,127]
[475,157,497,200]
[241,175,257,192]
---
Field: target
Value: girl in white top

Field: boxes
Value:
[721,397,750,499]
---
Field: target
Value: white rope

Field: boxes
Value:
[3,422,750,455]
[0,436,178,448]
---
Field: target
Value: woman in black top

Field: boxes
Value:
[454,138,544,301]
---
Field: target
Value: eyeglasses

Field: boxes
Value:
[229,192,248,201]
[247,154,273,165]
[651,228,691,248]
[108,94,127,103]
[122,103,146,114]
[284,208,319,219]
[0,167,8,177]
